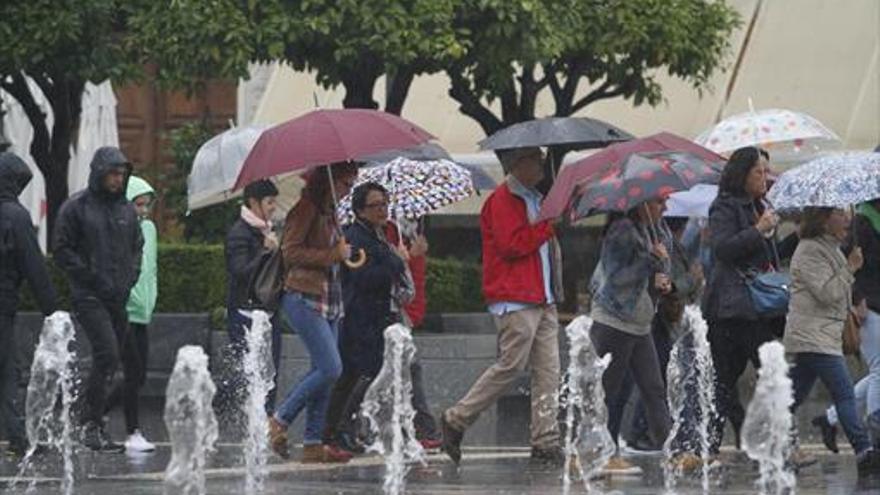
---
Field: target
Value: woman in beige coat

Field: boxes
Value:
[784,207,877,472]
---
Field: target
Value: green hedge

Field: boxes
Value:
[20,244,482,314]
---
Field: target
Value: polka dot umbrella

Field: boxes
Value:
[337,157,475,223]
[570,151,723,221]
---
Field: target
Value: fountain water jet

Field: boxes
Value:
[241,310,275,494]
[361,324,425,495]
[164,345,218,495]
[561,315,615,495]
[742,341,795,495]
[14,311,78,495]
[662,305,717,493]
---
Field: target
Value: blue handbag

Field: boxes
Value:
[744,269,791,317]
[741,234,791,317]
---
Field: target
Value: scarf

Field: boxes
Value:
[858,202,880,234]
[240,205,278,245]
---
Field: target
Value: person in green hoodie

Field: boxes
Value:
[104,175,157,452]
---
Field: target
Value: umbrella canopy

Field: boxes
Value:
[478,116,633,151]
[337,158,474,223]
[766,152,880,211]
[70,81,119,194]
[570,151,722,221]
[664,184,719,218]
[188,124,269,210]
[360,142,450,163]
[234,109,434,190]
[696,108,840,157]
[539,132,723,221]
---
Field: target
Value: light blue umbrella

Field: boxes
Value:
[766,152,880,210]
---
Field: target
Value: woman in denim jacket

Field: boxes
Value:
[589,197,674,471]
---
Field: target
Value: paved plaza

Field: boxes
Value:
[2,443,878,495]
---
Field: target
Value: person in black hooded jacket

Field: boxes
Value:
[0,152,57,456]
[53,146,143,452]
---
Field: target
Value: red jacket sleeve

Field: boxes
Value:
[483,189,555,261]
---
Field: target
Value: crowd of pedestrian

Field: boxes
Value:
[1,141,878,482]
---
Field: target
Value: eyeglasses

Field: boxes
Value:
[364,201,388,210]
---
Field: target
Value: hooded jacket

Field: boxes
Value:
[0,152,57,316]
[125,176,158,324]
[53,147,143,305]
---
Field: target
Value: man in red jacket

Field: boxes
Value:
[441,147,564,467]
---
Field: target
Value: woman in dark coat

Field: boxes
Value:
[702,146,795,453]
[323,182,411,452]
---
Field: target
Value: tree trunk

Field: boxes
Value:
[384,67,415,116]
[341,69,380,109]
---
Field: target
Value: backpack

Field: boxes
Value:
[247,249,284,311]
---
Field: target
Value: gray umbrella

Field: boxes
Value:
[478,116,633,151]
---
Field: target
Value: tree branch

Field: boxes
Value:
[570,80,625,115]
[385,65,416,116]
[447,68,502,135]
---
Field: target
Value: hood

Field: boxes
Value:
[126,176,155,201]
[88,146,132,197]
[0,152,33,201]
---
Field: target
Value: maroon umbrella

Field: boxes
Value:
[569,151,723,220]
[538,132,724,221]
[233,109,434,190]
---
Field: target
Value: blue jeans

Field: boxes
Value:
[791,352,871,454]
[273,293,342,444]
[827,310,880,426]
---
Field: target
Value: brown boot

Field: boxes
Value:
[301,444,352,464]
[268,417,290,459]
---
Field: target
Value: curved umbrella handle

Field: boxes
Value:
[344,248,367,269]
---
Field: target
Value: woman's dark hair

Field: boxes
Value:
[304,162,359,204]
[718,146,765,197]
[351,181,388,218]
[799,207,835,239]
[243,179,278,201]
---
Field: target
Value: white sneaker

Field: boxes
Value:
[125,430,156,452]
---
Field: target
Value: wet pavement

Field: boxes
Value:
[3,443,880,494]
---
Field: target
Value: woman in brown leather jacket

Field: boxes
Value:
[267,162,358,463]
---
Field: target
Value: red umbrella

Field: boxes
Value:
[538,132,724,221]
[233,109,434,190]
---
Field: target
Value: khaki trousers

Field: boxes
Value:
[446,305,560,448]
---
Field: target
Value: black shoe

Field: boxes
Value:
[530,445,566,468]
[858,449,880,475]
[440,412,463,465]
[82,423,124,453]
[336,431,366,455]
[812,415,839,454]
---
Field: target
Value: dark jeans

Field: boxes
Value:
[590,320,672,447]
[225,307,283,414]
[105,323,148,434]
[791,352,872,454]
[614,314,674,448]
[74,299,135,427]
[0,314,25,448]
[707,317,779,452]
[323,357,438,444]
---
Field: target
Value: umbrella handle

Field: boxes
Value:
[344,248,367,269]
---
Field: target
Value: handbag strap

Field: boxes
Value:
[751,202,782,272]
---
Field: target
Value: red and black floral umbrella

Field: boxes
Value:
[570,151,723,220]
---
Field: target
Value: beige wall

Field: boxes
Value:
[248,0,879,153]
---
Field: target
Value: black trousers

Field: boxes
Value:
[323,358,438,444]
[106,323,148,434]
[590,320,672,448]
[707,317,780,452]
[0,314,25,448]
[74,298,136,427]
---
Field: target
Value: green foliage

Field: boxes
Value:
[425,257,484,314]
[448,0,742,132]
[165,122,239,243]
[19,246,482,314]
